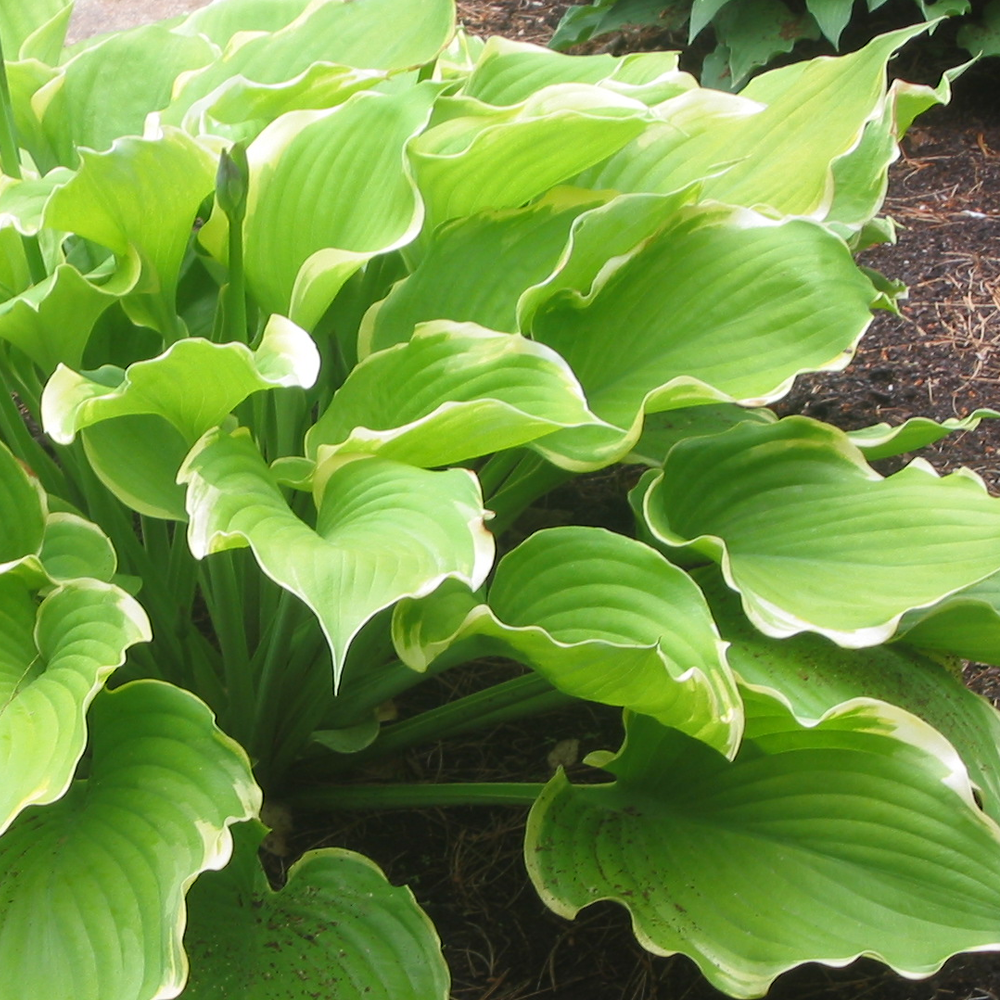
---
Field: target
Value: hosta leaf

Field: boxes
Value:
[530,206,875,469]
[360,187,696,357]
[0,0,71,61]
[408,87,648,233]
[892,570,1000,666]
[0,441,47,571]
[42,126,217,337]
[42,314,319,446]
[527,692,1000,999]
[82,415,192,521]
[172,0,456,115]
[581,25,929,221]
[38,511,117,582]
[32,25,216,168]
[308,321,601,468]
[958,0,1000,57]
[5,59,57,169]
[0,167,73,237]
[359,188,610,355]
[172,62,390,144]
[0,255,140,375]
[699,569,1000,824]
[199,86,437,330]
[627,405,776,467]
[0,680,261,1000]
[690,0,736,38]
[179,427,494,682]
[550,0,682,50]
[0,577,150,835]
[460,36,694,107]
[175,0,313,44]
[637,416,1000,646]
[847,408,1000,460]
[183,820,450,1000]
[394,526,741,757]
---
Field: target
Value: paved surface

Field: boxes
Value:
[67,0,213,44]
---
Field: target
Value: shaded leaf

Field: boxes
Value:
[183,820,450,999]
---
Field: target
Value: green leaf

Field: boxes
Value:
[581,25,931,220]
[175,0,313,44]
[530,207,875,469]
[408,87,648,234]
[359,188,611,355]
[806,0,856,44]
[0,680,260,1000]
[42,126,218,338]
[199,86,438,330]
[0,0,71,61]
[699,568,1000,824]
[173,0,455,114]
[171,63,391,144]
[361,186,697,358]
[892,570,1000,667]
[32,24,216,168]
[626,405,776,467]
[394,526,742,757]
[0,255,140,375]
[42,314,319,446]
[82,415,193,521]
[462,35,693,107]
[38,511,117,582]
[183,820,450,999]
[0,440,47,571]
[527,692,1000,998]
[958,0,1000,57]
[0,576,150,835]
[847,408,1000,460]
[690,0,735,39]
[179,427,494,683]
[308,321,601,468]
[714,0,819,88]
[637,416,1000,646]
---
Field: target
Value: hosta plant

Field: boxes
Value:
[2,0,1000,997]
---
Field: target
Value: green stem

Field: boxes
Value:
[250,587,306,770]
[487,454,573,536]
[310,672,573,778]
[476,448,526,497]
[0,33,20,181]
[203,551,252,740]
[324,655,452,728]
[225,216,247,344]
[287,781,545,811]
[0,378,67,498]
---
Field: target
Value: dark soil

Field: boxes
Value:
[283,8,1000,1000]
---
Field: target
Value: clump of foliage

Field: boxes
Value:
[2,0,1000,997]
[550,0,997,88]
